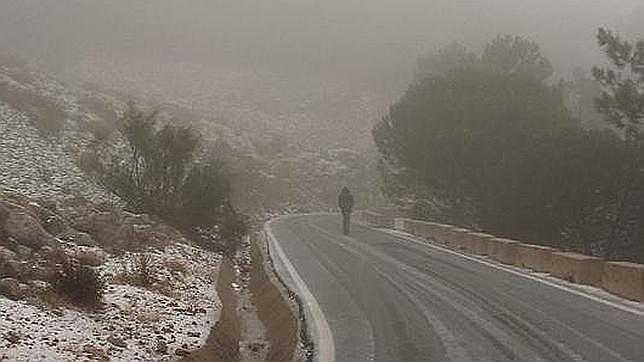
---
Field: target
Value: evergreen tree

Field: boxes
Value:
[591,29,644,260]
[592,28,644,143]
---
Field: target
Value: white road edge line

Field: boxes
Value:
[380,228,644,317]
[265,217,336,362]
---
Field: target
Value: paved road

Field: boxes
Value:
[268,214,644,362]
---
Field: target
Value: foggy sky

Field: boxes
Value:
[0,0,641,87]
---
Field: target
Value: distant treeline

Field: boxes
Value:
[375,30,643,262]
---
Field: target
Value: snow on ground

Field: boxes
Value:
[0,103,117,204]
[0,243,221,361]
[0,58,225,361]
[384,228,644,311]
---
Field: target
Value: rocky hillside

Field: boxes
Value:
[76,57,389,212]
[0,53,122,204]
[2,52,389,214]
[0,190,221,360]
[0,55,222,360]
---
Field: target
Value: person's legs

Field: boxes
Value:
[342,213,350,235]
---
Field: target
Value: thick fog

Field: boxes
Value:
[0,0,641,88]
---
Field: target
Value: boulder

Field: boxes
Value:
[2,206,58,250]
[123,212,152,226]
[30,265,58,282]
[20,201,66,234]
[14,245,33,259]
[0,202,9,227]
[39,245,56,260]
[155,339,168,354]
[0,246,17,262]
[58,230,97,246]
[0,246,22,278]
[72,212,134,249]
[0,191,32,211]
[107,335,128,348]
[0,260,23,279]
[0,277,21,299]
[1,237,33,258]
[75,247,108,266]
[39,212,68,236]
[37,245,67,265]
[17,282,31,297]
[0,199,38,220]
[175,348,191,356]
[83,344,109,361]
[130,226,171,250]
[37,199,58,213]
[27,279,51,290]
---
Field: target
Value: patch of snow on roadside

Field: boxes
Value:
[0,243,221,361]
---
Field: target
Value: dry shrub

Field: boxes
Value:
[150,278,180,299]
[164,258,190,275]
[34,285,68,310]
[136,310,162,323]
[109,271,130,285]
[80,118,114,144]
[79,148,105,178]
[133,253,158,287]
[54,259,106,309]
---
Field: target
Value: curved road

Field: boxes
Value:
[268,214,644,362]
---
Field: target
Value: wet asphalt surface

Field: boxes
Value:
[270,214,644,362]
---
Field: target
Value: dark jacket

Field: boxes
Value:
[338,187,354,214]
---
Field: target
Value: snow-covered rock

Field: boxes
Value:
[0,243,221,361]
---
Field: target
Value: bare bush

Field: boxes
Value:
[100,102,233,230]
[133,253,158,287]
[164,258,189,275]
[54,259,106,309]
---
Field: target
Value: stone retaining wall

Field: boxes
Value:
[602,262,644,301]
[359,214,644,302]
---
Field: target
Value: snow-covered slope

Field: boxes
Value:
[0,57,223,361]
[0,104,115,203]
[0,244,220,361]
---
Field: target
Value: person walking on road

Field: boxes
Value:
[338,186,354,235]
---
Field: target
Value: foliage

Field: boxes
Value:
[414,36,553,83]
[590,28,644,260]
[481,35,553,81]
[132,253,158,287]
[375,34,643,261]
[375,39,572,225]
[217,202,250,257]
[563,67,605,129]
[54,259,106,309]
[101,102,231,230]
[592,28,644,143]
[415,42,477,80]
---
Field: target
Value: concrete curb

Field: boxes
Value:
[551,252,604,287]
[367,214,644,303]
[264,217,336,362]
[602,262,644,301]
[250,233,302,361]
[381,227,644,316]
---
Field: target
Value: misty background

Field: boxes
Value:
[1,1,642,87]
[0,0,642,211]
